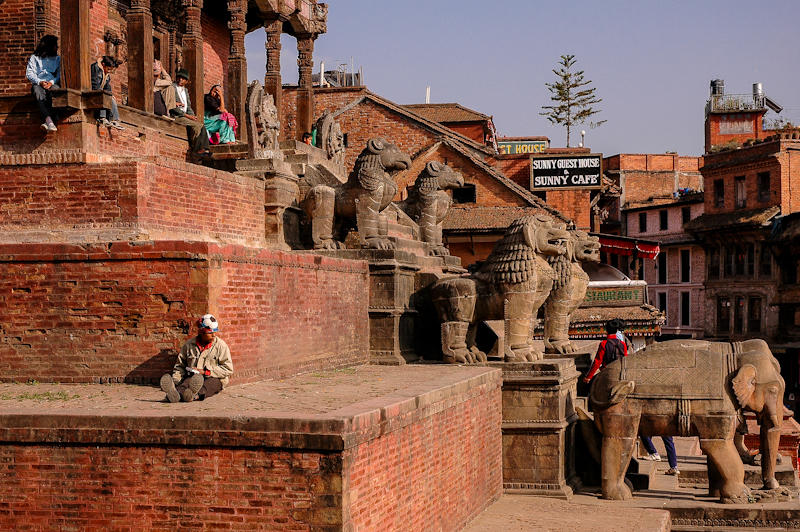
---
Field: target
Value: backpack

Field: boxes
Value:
[602,337,626,367]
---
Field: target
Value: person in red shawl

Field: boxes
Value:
[203,84,238,144]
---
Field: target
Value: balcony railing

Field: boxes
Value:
[706,93,766,114]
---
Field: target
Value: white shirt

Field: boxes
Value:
[175,85,188,110]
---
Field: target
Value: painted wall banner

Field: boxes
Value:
[498,140,548,155]
[530,154,603,190]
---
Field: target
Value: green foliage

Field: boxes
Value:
[540,54,606,147]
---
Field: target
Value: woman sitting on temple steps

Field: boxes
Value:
[203,84,238,144]
[26,35,61,132]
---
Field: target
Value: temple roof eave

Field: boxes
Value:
[246,0,327,36]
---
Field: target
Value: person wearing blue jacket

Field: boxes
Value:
[26,35,61,132]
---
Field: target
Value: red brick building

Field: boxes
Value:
[704,79,784,153]
[403,102,497,146]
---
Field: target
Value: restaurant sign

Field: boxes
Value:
[583,285,645,308]
[530,154,602,190]
[498,140,548,155]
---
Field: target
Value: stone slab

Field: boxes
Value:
[0,365,500,450]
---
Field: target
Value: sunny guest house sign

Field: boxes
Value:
[530,154,603,190]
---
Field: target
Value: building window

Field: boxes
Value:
[659,210,668,230]
[759,245,772,278]
[735,176,746,208]
[657,251,667,284]
[746,243,754,277]
[724,246,734,277]
[610,253,618,269]
[714,179,725,208]
[639,212,647,233]
[757,171,770,203]
[681,292,690,327]
[734,296,745,334]
[682,206,691,224]
[748,297,762,333]
[680,249,690,283]
[717,296,730,334]
[735,246,745,276]
[658,292,667,314]
[708,246,720,280]
[452,183,476,204]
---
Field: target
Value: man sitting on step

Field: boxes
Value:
[160,314,233,403]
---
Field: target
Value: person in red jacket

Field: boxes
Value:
[583,319,627,383]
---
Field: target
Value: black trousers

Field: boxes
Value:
[32,84,58,121]
[176,376,223,400]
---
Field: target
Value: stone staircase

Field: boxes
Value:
[280,139,346,186]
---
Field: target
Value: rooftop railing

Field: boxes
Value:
[706,93,766,114]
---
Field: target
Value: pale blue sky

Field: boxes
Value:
[245,1,800,156]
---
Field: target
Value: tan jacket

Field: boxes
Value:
[172,336,234,387]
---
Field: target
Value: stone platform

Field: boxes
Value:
[0,365,502,531]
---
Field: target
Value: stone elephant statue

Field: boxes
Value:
[588,339,785,503]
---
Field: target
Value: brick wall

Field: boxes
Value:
[0,242,369,383]
[606,153,703,208]
[546,189,591,230]
[202,11,228,93]
[343,374,502,530]
[0,368,502,531]
[443,121,485,144]
[0,160,265,246]
[495,154,530,189]
[700,141,793,216]
[0,444,341,530]
[0,0,36,96]
[705,112,765,153]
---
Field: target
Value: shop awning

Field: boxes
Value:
[590,233,660,260]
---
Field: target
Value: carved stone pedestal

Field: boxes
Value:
[491,359,580,498]
[223,158,299,250]
[315,248,463,365]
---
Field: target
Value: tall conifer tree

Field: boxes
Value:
[540,54,605,147]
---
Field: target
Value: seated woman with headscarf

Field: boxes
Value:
[203,84,237,144]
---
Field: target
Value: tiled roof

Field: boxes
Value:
[623,192,704,211]
[402,103,490,123]
[443,206,556,232]
[571,304,665,325]
[332,91,494,156]
[684,206,780,233]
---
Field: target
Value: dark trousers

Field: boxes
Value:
[641,436,678,468]
[174,116,210,154]
[176,375,223,400]
[32,84,58,121]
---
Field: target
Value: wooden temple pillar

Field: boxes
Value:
[59,0,91,92]
[182,0,205,119]
[126,0,154,111]
[227,0,248,142]
[295,34,315,141]
[264,18,283,130]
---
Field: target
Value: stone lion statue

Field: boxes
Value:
[543,229,601,354]
[397,161,464,256]
[246,81,281,160]
[302,138,411,250]
[430,215,569,363]
[314,111,345,170]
